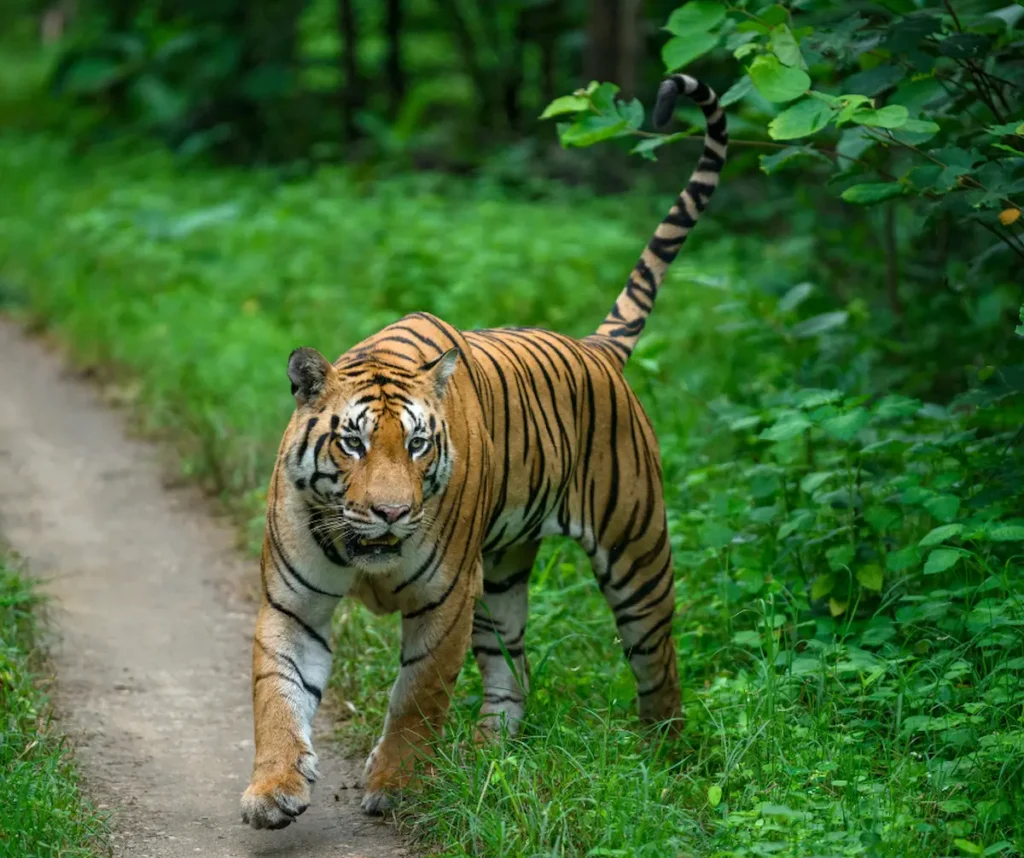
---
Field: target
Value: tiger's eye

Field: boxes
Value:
[341,436,365,456]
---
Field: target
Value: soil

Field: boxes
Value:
[0,320,413,858]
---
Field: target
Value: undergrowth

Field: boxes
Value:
[1,134,1022,857]
[0,557,109,857]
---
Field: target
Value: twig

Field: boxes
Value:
[975,219,1024,263]
[866,128,1021,210]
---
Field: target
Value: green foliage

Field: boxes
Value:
[2,132,1023,856]
[0,560,109,857]
[543,1,1024,380]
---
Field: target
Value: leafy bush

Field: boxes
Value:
[547,0,1024,398]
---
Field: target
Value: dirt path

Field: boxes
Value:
[0,320,411,858]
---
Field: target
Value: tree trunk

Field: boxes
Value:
[501,11,525,130]
[584,0,640,94]
[338,0,363,140]
[584,0,617,83]
[434,0,491,125]
[615,0,641,98]
[384,0,404,119]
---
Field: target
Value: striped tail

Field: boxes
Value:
[590,73,728,363]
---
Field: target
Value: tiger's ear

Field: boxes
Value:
[422,348,460,398]
[288,347,333,406]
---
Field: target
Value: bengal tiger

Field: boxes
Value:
[241,72,727,829]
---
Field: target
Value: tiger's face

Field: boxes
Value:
[284,346,458,571]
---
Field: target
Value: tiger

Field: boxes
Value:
[240,72,727,829]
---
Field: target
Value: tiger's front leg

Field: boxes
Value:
[360,561,478,815]
[241,540,343,830]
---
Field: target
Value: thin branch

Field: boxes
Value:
[976,218,1024,263]
[867,128,1021,210]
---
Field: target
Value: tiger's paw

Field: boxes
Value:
[359,741,414,815]
[360,787,399,816]
[240,753,317,830]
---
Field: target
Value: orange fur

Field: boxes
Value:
[241,72,727,827]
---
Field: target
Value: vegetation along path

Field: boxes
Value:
[0,319,411,858]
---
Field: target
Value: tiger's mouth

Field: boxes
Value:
[346,533,404,559]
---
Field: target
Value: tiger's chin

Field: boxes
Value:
[344,533,408,571]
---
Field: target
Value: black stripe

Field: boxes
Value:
[254,670,323,703]
[296,417,318,463]
[472,644,525,658]
[263,585,333,654]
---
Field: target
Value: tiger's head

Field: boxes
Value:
[283,346,459,570]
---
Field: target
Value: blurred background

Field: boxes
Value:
[1,1,1023,855]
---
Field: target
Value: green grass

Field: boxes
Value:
[1,134,1023,858]
[0,557,109,857]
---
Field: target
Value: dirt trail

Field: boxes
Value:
[0,320,410,858]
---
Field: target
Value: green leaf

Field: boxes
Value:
[924,548,961,575]
[769,25,803,67]
[707,785,723,808]
[851,104,909,129]
[749,55,810,103]
[733,629,762,647]
[794,388,843,408]
[886,546,920,572]
[758,5,788,26]
[827,544,854,570]
[865,505,900,532]
[759,146,827,175]
[836,127,875,172]
[587,82,622,113]
[811,573,835,600]
[539,95,591,119]
[893,118,940,144]
[779,282,814,313]
[987,121,1024,137]
[664,2,726,36]
[760,415,811,441]
[986,524,1024,542]
[822,408,869,442]
[699,521,734,549]
[939,34,990,60]
[559,115,629,148]
[841,183,905,205]
[614,97,645,130]
[919,524,963,547]
[662,32,719,72]
[954,840,984,856]
[631,132,688,161]
[857,565,884,592]
[790,311,848,337]
[768,98,833,140]
[835,94,873,126]
[800,471,832,493]
[924,494,960,523]
[874,394,921,419]
[843,64,905,97]
[719,76,753,107]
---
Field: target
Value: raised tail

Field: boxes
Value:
[589,73,728,364]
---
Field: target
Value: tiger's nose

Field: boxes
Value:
[371,504,410,524]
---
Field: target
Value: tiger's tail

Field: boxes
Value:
[590,73,728,363]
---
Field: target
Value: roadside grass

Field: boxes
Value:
[0,557,109,858]
[1,134,1022,857]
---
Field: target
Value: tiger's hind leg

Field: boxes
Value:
[473,542,539,740]
[580,471,682,728]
